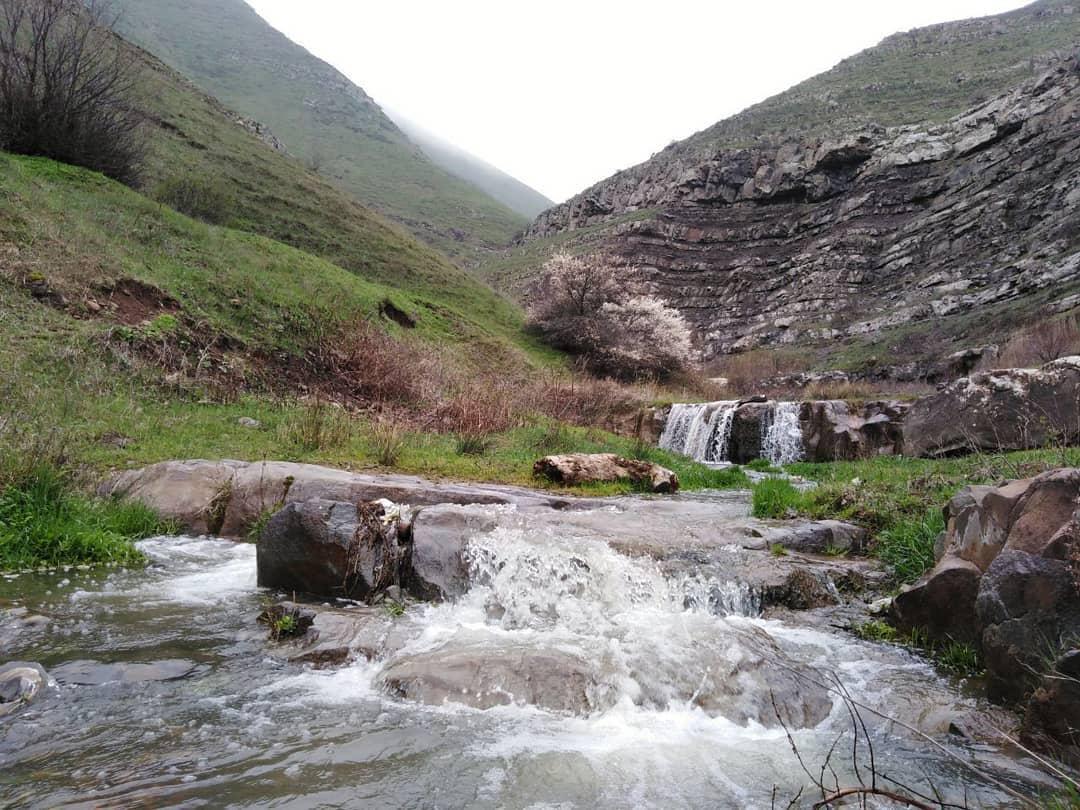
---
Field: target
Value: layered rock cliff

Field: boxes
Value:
[525,58,1080,362]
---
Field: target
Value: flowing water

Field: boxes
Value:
[0,518,1052,808]
[660,401,804,465]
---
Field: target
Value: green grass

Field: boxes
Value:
[876,508,945,584]
[853,620,898,643]
[745,459,781,474]
[751,478,803,519]
[751,448,1080,581]
[112,0,528,263]
[0,468,170,570]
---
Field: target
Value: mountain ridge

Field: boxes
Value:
[111,0,531,262]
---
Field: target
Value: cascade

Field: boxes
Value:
[658,401,738,462]
[761,401,804,465]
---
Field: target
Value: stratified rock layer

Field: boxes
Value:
[523,60,1080,363]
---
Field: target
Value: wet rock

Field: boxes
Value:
[103,460,598,539]
[903,358,1080,457]
[289,647,352,668]
[727,402,771,463]
[0,662,49,717]
[404,505,499,601]
[764,519,868,555]
[257,499,404,602]
[532,453,679,493]
[50,659,198,686]
[381,642,597,713]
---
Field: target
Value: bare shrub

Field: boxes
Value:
[281,399,353,451]
[434,379,519,455]
[716,349,806,396]
[308,316,443,408]
[369,419,405,467]
[527,253,694,381]
[0,0,145,184]
[998,317,1080,369]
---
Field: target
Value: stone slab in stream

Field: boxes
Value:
[101,460,605,538]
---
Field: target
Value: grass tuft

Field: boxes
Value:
[752,478,805,519]
[876,509,944,584]
[0,467,170,570]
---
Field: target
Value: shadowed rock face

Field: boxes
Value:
[523,61,1080,362]
[902,357,1080,457]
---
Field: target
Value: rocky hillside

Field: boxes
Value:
[498,1,1080,372]
[112,0,530,262]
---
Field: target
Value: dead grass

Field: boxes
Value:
[995,317,1080,370]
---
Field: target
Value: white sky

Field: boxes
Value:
[246,0,1029,203]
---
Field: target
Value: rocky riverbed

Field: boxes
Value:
[0,470,1068,807]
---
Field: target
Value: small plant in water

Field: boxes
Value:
[384,600,406,618]
[272,614,297,638]
[937,640,982,678]
[770,543,788,557]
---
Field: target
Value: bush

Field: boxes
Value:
[0,0,145,185]
[0,467,168,570]
[751,478,804,518]
[527,253,694,381]
[154,175,235,225]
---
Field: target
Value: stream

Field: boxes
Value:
[0,501,1057,808]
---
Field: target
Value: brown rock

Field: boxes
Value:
[532,453,679,493]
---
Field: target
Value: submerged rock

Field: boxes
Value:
[532,453,679,492]
[0,662,49,716]
[50,659,200,685]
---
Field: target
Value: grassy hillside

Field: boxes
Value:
[112,0,529,262]
[391,112,555,219]
[102,37,553,365]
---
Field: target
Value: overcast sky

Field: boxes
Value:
[246,0,1029,203]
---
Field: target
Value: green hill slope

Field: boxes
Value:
[390,112,555,219]
[112,0,529,261]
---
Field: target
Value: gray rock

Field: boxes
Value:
[404,505,499,601]
[237,417,261,429]
[50,659,199,686]
[0,662,50,716]
[532,453,679,493]
[903,358,1080,457]
[257,499,404,601]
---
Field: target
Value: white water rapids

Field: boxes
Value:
[0,519,1053,808]
[660,401,805,465]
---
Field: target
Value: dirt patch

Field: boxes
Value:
[380,299,417,329]
[97,278,180,325]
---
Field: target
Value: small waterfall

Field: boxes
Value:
[761,402,804,465]
[659,401,738,463]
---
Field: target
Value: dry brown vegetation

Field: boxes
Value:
[996,316,1080,369]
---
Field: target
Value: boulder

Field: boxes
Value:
[403,505,499,601]
[532,453,678,493]
[257,499,404,601]
[889,467,1080,761]
[380,642,598,714]
[0,662,50,717]
[799,400,907,461]
[976,549,1080,704]
[98,459,246,534]
[902,358,1080,457]
[893,556,982,644]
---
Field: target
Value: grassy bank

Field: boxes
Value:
[0,468,172,570]
[752,448,1080,582]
